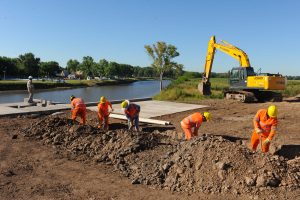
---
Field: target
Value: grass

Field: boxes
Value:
[281,80,300,97]
[154,76,300,102]
[154,77,228,102]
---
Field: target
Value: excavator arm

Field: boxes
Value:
[198,35,251,95]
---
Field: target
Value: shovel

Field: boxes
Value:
[259,134,263,152]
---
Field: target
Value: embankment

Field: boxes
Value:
[0,79,137,91]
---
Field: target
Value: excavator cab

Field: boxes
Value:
[229,67,255,89]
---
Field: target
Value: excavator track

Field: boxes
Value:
[255,91,283,102]
[224,90,283,103]
[224,90,257,103]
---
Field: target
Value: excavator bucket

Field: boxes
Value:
[198,81,211,95]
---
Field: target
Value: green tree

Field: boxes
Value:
[80,56,96,78]
[0,57,18,79]
[144,42,182,90]
[143,66,157,78]
[119,64,133,78]
[17,53,40,77]
[40,61,60,77]
[98,59,109,77]
[133,66,141,77]
[66,59,80,73]
[105,62,119,78]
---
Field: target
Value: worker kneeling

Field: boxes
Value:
[250,105,278,153]
[181,112,211,140]
[97,96,113,130]
[70,95,87,125]
[121,100,140,132]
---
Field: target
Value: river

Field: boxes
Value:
[0,80,171,104]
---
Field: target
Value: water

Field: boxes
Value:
[0,80,171,104]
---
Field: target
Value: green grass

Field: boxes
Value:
[154,77,228,102]
[281,80,300,97]
[154,76,300,102]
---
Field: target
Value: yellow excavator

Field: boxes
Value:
[198,36,286,102]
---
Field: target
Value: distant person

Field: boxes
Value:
[180,112,211,140]
[97,96,113,130]
[70,95,87,125]
[27,76,34,103]
[250,105,278,153]
[121,100,140,132]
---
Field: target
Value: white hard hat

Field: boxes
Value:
[28,76,33,79]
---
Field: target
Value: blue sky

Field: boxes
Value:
[0,0,299,75]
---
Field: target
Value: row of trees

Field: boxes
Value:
[0,53,61,78]
[66,56,182,80]
[0,51,183,81]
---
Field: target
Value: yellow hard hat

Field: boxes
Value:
[70,95,75,101]
[100,96,106,103]
[121,100,129,108]
[203,112,211,121]
[267,105,277,118]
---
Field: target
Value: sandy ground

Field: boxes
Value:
[0,99,299,200]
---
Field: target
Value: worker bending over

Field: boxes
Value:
[181,112,211,140]
[70,95,87,125]
[250,105,278,153]
[97,96,113,130]
[121,100,140,132]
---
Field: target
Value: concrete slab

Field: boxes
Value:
[0,98,153,117]
[0,104,70,117]
[0,99,208,120]
[88,100,208,118]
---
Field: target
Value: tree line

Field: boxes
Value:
[0,53,182,80]
[66,56,182,79]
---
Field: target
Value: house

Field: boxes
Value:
[56,70,69,78]
[68,73,76,79]
[60,70,69,78]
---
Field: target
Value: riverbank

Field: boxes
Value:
[154,75,300,102]
[0,79,137,91]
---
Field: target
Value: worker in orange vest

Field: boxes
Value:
[121,100,140,131]
[97,96,113,130]
[250,105,278,153]
[70,95,87,125]
[180,112,211,140]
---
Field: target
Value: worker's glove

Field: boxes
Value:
[263,138,270,145]
[256,128,262,134]
[111,109,114,112]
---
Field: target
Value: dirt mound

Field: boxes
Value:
[20,116,300,196]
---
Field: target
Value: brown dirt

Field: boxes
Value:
[0,99,300,200]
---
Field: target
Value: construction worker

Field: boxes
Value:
[70,95,87,125]
[97,96,113,130]
[180,112,211,140]
[121,100,140,131]
[27,76,34,103]
[250,105,278,153]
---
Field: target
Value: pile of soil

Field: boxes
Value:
[20,116,300,196]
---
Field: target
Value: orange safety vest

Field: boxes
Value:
[98,101,112,116]
[253,109,278,140]
[181,112,203,128]
[71,98,86,109]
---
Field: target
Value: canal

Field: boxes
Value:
[0,80,171,104]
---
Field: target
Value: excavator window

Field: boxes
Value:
[231,69,240,79]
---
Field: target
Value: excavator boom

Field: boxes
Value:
[199,35,251,95]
